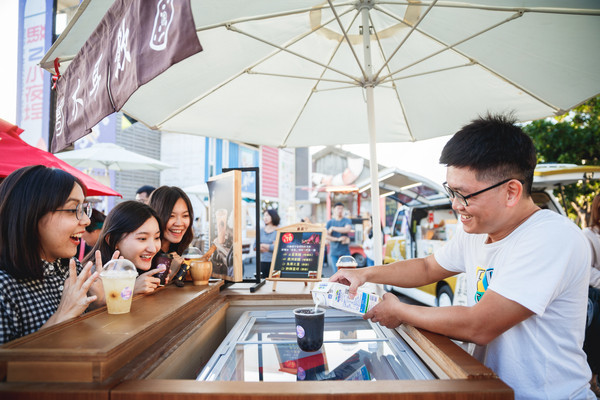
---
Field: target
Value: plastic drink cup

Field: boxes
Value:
[336,255,358,269]
[294,307,325,352]
[100,259,138,315]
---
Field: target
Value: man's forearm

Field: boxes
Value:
[363,256,454,288]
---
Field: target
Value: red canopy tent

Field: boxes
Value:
[0,119,121,197]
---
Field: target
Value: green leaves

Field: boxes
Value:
[523,96,600,226]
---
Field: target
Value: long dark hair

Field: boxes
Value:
[149,186,194,255]
[265,209,280,226]
[0,165,85,280]
[83,201,162,266]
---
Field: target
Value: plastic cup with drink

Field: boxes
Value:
[294,307,325,352]
[336,255,358,269]
[100,259,138,315]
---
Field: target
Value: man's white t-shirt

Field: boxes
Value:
[435,210,594,399]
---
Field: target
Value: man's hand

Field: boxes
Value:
[329,268,368,299]
[364,293,403,328]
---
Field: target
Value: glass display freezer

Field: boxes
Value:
[198,308,435,382]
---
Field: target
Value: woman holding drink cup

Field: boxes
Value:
[0,166,104,344]
[149,186,194,282]
[83,201,164,294]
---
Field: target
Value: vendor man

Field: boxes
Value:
[326,202,352,272]
[331,114,594,399]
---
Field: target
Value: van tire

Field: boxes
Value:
[436,284,453,307]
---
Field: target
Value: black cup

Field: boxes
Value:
[294,307,325,352]
[152,253,172,286]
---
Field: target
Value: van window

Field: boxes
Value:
[531,191,560,213]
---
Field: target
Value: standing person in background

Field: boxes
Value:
[0,166,103,344]
[255,209,280,278]
[77,208,106,261]
[83,201,164,295]
[149,186,194,281]
[363,216,375,267]
[583,194,600,396]
[135,185,155,204]
[326,202,352,272]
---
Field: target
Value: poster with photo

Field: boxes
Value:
[207,170,242,282]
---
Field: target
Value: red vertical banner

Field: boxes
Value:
[261,146,279,199]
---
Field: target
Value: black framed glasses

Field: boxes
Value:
[56,202,93,220]
[443,178,518,207]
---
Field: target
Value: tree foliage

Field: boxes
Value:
[522,96,600,226]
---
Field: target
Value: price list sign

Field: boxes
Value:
[268,223,326,282]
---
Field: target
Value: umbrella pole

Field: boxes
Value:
[360,4,383,266]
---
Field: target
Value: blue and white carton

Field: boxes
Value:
[311,282,380,315]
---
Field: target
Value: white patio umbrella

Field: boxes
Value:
[56,142,172,172]
[42,0,600,264]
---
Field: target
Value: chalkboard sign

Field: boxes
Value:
[267,223,326,283]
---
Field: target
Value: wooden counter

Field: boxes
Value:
[0,279,513,399]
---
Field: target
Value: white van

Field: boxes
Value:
[378,164,600,307]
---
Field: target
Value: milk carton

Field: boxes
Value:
[311,282,380,315]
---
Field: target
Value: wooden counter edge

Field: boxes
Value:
[397,324,497,380]
[111,379,513,400]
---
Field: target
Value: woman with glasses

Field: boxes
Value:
[0,165,103,344]
[83,201,165,295]
[149,186,194,282]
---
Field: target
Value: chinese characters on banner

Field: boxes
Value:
[52,0,203,152]
[18,0,53,149]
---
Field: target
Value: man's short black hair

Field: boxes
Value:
[439,113,537,195]
[136,185,155,196]
[334,202,344,208]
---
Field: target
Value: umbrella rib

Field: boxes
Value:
[373,0,438,81]
[280,18,354,147]
[227,25,361,84]
[376,8,563,112]
[153,9,361,129]
[368,14,417,142]
[326,0,366,80]
[247,71,356,86]
[376,9,523,82]
[380,62,475,84]
[376,1,600,16]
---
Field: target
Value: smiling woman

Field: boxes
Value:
[0,165,101,344]
[83,201,164,295]
[149,186,194,282]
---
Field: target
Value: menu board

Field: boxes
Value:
[267,223,326,282]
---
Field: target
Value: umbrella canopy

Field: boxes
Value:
[55,142,173,172]
[0,119,121,197]
[41,0,600,263]
[42,0,600,146]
